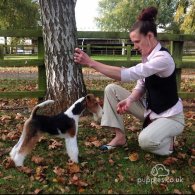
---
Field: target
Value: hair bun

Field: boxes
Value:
[137,7,158,22]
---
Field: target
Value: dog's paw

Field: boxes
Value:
[12,153,25,167]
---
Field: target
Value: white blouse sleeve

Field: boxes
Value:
[121,52,175,82]
[134,79,145,92]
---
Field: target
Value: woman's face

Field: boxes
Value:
[130,30,154,57]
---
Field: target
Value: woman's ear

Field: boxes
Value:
[147,32,154,40]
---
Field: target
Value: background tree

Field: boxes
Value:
[39,0,86,114]
[95,0,194,34]
[173,0,195,34]
[0,0,40,29]
[0,0,40,52]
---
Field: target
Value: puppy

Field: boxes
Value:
[10,94,102,166]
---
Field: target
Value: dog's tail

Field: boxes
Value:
[30,100,55,118]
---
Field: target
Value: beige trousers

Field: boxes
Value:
[101,84,185,155]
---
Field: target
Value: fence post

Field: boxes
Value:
[87,44,91,56]
[127,45,131,61]
[38,37,46,99]
[0,45,4,60]
[171,39,183,92]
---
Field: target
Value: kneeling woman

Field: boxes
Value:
[74,6,185,155]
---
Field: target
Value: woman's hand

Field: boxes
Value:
[74,48,92,66]
[116,97,134,114]
[74,48,122,80]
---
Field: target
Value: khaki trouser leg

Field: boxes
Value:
[101,84,185,155]
[101,84,145,132]
[138,112,185,155]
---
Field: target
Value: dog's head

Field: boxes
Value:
[85,94,103,122]
[71,94,103,121]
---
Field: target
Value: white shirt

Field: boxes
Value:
[121,43,183,119]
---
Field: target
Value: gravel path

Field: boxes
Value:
[0,70,194,80]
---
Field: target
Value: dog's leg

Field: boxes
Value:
[11,125,41,166]
[10,119,31,159]
[65,135,79,163]
[10,128,28,166]
[10,129,26,159]
[14,133,41,166]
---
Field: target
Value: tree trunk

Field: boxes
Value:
[39,0,86,114]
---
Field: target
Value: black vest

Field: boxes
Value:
[145,47,179,114]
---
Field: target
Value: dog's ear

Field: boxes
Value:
[72,97,86,115]
[86,94,95,102]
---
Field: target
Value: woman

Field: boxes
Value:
[74,7,185,155]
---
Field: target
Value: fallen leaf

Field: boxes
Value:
[3,157,16,169]
[1,115,11,122]
[67,162,80,174]
[127,126,138,132]
[163,157,178,166]
[3,175,14,180]
[192,183,195,192]
[78,188,85,193]
[108,158,114,166]
[6,131,20,140]
[69,174,88,187]
[15,113,24,120]
[48,139,63,150]
[97,159,105,165]
[31,156,45,165]
[53,166,65,177]
[144,153,152,161]
[34,166,48,183]
[34,188,42,194]
[0,172,3,177]
[0,148,11,157]
[56,177,66,184]
[91,140,101,147]
[71,174,79,181]
[191,166,195,174]
[18,166,33,175]
[77,180,88,187]
[88,136,98,142]
[173,189,182,194]
[80,162,88,167]
[85,136,101,147]
[63,186,70,193]
[38,136,47,143]
[90,122,102,129]
[177,152,186,159]
[84,141,92,147]
[191,149,195,156]
[160,183,168,191]
[118,172,124,182]
[16,123,23,132]
[129,152,139,162]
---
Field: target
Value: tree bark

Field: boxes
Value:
[39,0,86,114]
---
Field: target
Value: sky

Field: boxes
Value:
[75,0,100,31]
[0,0,100,44]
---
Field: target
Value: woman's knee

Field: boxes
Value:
[138,133,149,149]
[104,83,119,94]
[138,132,159,150]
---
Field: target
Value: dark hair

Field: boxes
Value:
[130,7,158,37]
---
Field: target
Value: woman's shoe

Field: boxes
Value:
[100,142,128,151]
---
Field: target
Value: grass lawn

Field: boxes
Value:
[3,54,195,62]
[4,55,38,60]
[0,76,195,194]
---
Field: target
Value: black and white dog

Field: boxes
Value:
[10,94,102,166]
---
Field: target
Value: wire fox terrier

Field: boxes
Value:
[10,94,102,166]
